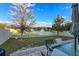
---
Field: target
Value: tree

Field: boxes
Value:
[9,3,36,39]
[52,15,64,36]
[0,23,7,29]
[64,22,72,31]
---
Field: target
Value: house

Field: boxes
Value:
[0,29,12,45]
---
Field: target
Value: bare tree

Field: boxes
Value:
[9,3,36,39]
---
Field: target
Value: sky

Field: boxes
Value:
[0,3,72,27]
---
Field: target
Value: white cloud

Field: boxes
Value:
[34,21,52,27]
[62,16,67,19]
[9,10,17,16]
[0,20,15,25]
[26,3,36,7]
[65,6,70,9]
[65,20,72,23]
[11,3,36,9]
[0,20,10,23]
[62,20,72,25]
[36,8,43,12]
[0,20,52,27]
[62,6,70,10]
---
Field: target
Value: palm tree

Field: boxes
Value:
[53,15,64,36]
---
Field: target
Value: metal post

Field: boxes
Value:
[74,35,77,56]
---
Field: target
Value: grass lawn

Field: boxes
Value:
[0,35,73,55]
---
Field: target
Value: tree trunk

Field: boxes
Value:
[20,33,23,40]
[57,31,59,36]
[20,30,24,40]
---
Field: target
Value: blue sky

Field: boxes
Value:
[0,3,72,27]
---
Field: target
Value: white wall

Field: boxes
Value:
[0,29,12,45]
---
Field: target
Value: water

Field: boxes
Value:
[56,42,79,56]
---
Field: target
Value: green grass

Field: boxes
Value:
[0,35,73,55]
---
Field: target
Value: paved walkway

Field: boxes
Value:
[10,45,47,56]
